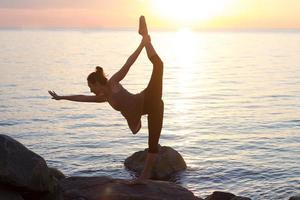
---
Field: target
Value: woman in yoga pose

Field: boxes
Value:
[48,16,164,184]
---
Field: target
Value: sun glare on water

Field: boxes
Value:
[151,0,234,28]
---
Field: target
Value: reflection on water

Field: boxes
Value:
[0,29,300,199]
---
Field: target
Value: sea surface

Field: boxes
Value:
[0,29,299,199]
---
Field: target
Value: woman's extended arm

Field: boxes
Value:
[48,91,106,103]
[110,40,144,83]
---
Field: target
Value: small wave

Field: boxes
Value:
[0,122,18,126]
[72,169,109,177]
[1,84,17,87]
[260,119,300,129]
[288,119,300,124]
[0,120,30,126]
[0,119,43,126]
[253,94,295,99]
[26,95,50,99]
[62,114,97,120]
[66,123,104,129]
[31,118,49,122]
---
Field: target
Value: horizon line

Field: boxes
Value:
[1,26,300,32]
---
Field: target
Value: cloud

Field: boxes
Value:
[0,0,145,28]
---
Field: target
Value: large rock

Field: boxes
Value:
[205,191,251,200]
[0,187,24,200]
[205,191,235,200]
[290,196,300,200]
[59,176,202,200]
[124,146,187,180]
[0,134,55,192]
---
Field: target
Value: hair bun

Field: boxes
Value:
[88,66,107,85]
[96,66,103,72]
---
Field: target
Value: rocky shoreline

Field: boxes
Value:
[0,134,298,200]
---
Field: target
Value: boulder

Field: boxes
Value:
[205,191,235,200]
[124,146,187,180]
[19,183,64,200]
[59,176,202,200]
[0,134,55,192]
[205,191,251,200]
[289,196,300,200]
[0,187,24,200]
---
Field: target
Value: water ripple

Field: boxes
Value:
[1,30,300,200]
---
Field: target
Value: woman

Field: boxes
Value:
[48,16,164,184]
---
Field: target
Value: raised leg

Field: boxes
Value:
[139,15,158,60]
[139,15,148,36]
[145,40,159,60]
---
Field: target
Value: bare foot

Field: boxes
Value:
[139,15,148,36]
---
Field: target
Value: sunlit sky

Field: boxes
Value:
[0,0,300,29]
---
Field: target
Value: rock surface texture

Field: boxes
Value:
[0,134,256,200]
[59,176,202,200]
[289,196,300,200]
[0,134,55,192]
[204,191,251,200]
[0,187,24,200]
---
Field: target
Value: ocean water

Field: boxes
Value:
[0,29,299,199]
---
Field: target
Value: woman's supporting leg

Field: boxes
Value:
[147,100,164,153]
[139,100,164,180]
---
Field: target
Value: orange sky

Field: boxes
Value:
[0,0,300,29]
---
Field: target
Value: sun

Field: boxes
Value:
[151,0,234,28]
